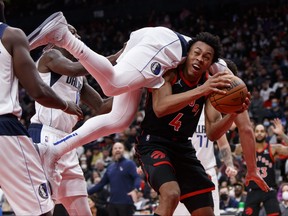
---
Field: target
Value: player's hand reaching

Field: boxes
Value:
[245,171,270,192]
[63,101,83,119]
[202,71,233,96]
[225,166,238,177]
[271,118,284,135]
[235,92,251,114]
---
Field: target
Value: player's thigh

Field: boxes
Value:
[263,190,281,215]
[174,146,214,197]
[0,135,53,215]
[243,191,262,216]
[136,139,177,192]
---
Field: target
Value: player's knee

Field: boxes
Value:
[102,85,127,96]
[161,188,180,204]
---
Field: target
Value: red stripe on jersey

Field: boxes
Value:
[153,161,173,167]
[180,187,215,201]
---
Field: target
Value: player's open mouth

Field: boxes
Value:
[192,64,200,71]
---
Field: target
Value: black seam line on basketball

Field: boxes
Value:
[211,87,247,100]
[28,12,61,42]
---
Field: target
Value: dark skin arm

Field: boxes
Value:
[38,49,89,76]
[38,48,113,114]
[80,77,113,115]
[2,26,83,118]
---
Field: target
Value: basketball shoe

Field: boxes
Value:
[28,11,71,51]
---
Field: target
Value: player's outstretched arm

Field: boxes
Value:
[271,118,288,145]
[217,134,237,177]
[7,27,83,118]
[234,111,269,192]
[204,100,237,141]
[80,77,113,115]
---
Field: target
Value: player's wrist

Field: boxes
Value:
[62,101,69,112]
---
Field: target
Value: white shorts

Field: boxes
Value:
[116,27,190,89]
[206,166,220,216]
[0,115,54,215]
[29,124,87,201]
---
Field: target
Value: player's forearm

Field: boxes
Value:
[234,112,257,172]
[207,114,237,141]
[280,132,288,145]
[220,146,234,168]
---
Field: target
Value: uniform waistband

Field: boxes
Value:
[0,113,18,119]
[174,31,188,57]
[140,131,189,143]
[29,123,68,137]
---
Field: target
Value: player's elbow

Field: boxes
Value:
[153,108,167,118]
[206,131,221,142]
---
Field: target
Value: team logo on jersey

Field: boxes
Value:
[175,79,183,87]
[38,183,49,199]
[150,62,161,75]
[245,207,253,215]
[151,150,166,159]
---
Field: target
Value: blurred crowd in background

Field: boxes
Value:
[1,0,288,215]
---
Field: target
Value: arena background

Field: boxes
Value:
[1,0,288,215]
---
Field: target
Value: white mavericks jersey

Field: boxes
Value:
[116,26,191,89]
[30,63,83,133]
[0,23,22,118]
[191,109,216,170]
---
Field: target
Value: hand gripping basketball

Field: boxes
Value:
[209,76,248,114]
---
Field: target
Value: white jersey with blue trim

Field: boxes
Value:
[30,60,83,133]
[191,109,216,170]
[0,23,22,118]
[116,27,192,89]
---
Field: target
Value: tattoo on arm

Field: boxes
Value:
[220,146,234,167]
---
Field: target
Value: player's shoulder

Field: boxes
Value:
[1,26,27,53]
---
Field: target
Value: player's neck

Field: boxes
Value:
[256,142,266,151]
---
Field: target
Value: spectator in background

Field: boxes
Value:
[88,176,109,216]
[90,145,103,167]
[260,79,274,103]
[102,146,112,168]
[88,142,142,216]
[94,159,106,177]
[234,182,247,203]
[279,183,288,216]
[249,87,264,123]
[266,97,286,121]
[219,185,239,210]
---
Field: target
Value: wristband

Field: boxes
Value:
[62,101,69,112]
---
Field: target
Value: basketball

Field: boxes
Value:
[209,76,248,114]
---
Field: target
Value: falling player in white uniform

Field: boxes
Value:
[28,26,115,216]
[174,108,237,216]
[28,12,269,193]
[0,3,82,216]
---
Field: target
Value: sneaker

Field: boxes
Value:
[36,142,62,197]
[28,11,69,51]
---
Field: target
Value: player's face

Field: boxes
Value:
[112,142,125,161]
[254,124,267,143]
[185,41,214,80]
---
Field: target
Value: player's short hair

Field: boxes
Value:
[187,32,223,64]
[223,58,238,76]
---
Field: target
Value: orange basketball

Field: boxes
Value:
[209,76,248,114]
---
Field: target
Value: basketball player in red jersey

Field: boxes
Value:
[28,12,269,199]
[232,119,288,216]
